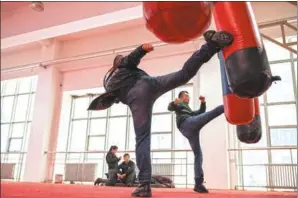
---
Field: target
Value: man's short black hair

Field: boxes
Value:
[178,91,189,98]
[123,153,130,158]
[109,145,118,151]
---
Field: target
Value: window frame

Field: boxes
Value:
[1,76,37,154]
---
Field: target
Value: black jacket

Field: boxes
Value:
[168,101,206,129]
[88,46,149,111]
[118,160,136,175]
[106,151,120,170]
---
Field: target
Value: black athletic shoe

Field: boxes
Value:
[131,183,152,197]
[203,30,234,49]
[193,184,209,193]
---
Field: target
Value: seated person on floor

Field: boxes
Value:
[94,151,175,188]
[94,152,136,187]
[117,153,137,187]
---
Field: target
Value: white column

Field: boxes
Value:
[23,40,62,182]
[196,56,230,189]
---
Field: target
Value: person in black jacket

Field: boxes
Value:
[105,145,121,186]
[88,30,234,197]
[118,153,136,186]
[168,92,224,193]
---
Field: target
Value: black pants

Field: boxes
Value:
[105,169,118,186]
[122,172,136,186]
[180,105,224,184]
[123,43,218,184]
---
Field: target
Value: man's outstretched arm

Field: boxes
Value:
[192,96,207,115]
[122,43,154,68]
[168,98,181,112]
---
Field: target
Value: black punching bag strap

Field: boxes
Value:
[271,75,281,83]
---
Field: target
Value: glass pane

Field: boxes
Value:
[242,151,268,165]
[18,77,32,93]
[153,91,172,113]
[1,124,10,152]
[73,97,89,118]
[151,133,172,149]
[291,149,297,164]
[174,85,194,109]
[260,106,267,135]
[258,95,264,105]
[174,125,191,150]
[1,96,15,123]
[108,117,127,150]
[110,102,127,116]
[91,109,107,118]
[151,114,172,132]
[29,94,35,121]
[3,79,17,95]
[91,110,107,118]
[294,61,297,83]
[242,166,267,187]
[69,120,87,151]
[11,123,25,138]
[270,128,297,146]
[264,39,290,61]
[128,117,135,150]
[89,119,106,135]
[88,136,105,151]
[22,123,31,152]
[1,81,4,94]
[14,95,29,122]
[266,63,295,103]
[271,150,295,164]
[267,104,297,126]
[8,138,22,152]
[31,76,38,92]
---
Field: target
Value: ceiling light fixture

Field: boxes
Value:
[30,1,44,12]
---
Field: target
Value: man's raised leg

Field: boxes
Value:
[152,31,233,98]
[189,105,224,131]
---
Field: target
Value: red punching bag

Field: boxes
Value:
[213,2,281,98]
[143,2,212,43]
[219,51,254,125]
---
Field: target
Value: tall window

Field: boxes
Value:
[1,76,38,181]
[55,83,194,181]
[1,76,37,153]
[238,37,297,190]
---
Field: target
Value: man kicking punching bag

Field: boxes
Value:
[88,30,233,197]
[168,94,224,193]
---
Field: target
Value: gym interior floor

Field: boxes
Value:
[1,182,296,198]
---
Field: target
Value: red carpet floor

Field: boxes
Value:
[1,182,296,198]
